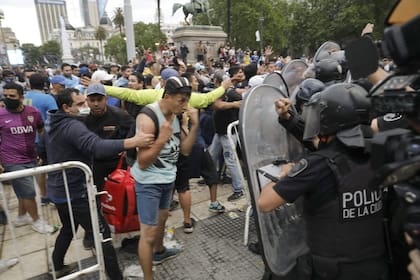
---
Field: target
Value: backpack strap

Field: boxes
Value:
[140,106,160,139]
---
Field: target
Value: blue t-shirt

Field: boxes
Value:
[24,90,58,121]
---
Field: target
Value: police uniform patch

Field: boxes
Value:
[383,113,402,122]
[287,158,308,177]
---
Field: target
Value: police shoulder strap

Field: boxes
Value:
[312,149,352,183]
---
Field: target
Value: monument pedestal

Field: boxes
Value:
[171,25,227,65]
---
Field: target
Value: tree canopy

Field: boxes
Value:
[21,41,61,66]
[195,0,394,57]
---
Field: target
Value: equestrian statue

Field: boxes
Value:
[172,0,211,25]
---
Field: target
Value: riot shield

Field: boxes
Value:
[263,72,290,96]
[282,60,308,99]
[238,84,309,276]
[313,41,341,65]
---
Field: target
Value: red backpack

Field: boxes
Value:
[101,155,139,233]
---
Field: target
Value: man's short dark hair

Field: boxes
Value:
[3,82,24,97]
[121,65,130,72]
[229,65,242,77]
[56,88,80,110]
[132,72,144,84]
[61,63,71,70]
[29,73,47,90]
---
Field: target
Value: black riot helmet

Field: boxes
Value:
[315,59,345,83]
[313,41,348,83]
[295,78,325,113]
[303,83,371,147]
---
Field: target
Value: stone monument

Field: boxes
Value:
[171,0,227,64]
[172,25,227,64]
[60,16,74,64]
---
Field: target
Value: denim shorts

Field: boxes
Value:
[135,181,174,225]
[3,161,37,199]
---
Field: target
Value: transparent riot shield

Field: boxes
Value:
[282,60,308,99]
[313,41,341,65]
[263,72,290,96]
[238,84,309,276]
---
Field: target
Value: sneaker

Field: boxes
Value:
[209,201,226,213]
[13,214,33,227]
[41,197,50,206]
[183,218,196,234]
[169,200,179,212]
[31,219,54,234]
[83,237,94,250]
[50,263,78,278]
[227,191,244,202]
[152,247,180,265]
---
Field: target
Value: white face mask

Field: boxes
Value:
[78,107,91,116]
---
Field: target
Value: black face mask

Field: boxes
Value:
[4,98,21,110]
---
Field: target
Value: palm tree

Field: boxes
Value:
[95,26,107,62]
[112,7,125,36]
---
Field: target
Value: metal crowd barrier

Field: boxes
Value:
[226,120,253,246]
[0,161,107,279]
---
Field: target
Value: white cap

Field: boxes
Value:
[91,70,114,82]
[248,75,265,87]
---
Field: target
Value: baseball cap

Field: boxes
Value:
[91,70,114,82]
[79,66,89,75]
[160,68,179,81]
[86,83,106,96]
[165,76,192,95]
[248,75,265,87]
[50,75,66,85]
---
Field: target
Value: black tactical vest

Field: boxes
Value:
[306,147,385,262]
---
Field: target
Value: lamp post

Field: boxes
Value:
[258,17,264,59]
[124,0,136,63]
[0,9,10,66]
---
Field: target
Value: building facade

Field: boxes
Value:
[35,0,68,44]
[80,0,109,27]
[49,22,115,64]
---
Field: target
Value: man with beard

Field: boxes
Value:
[61,63,80,88]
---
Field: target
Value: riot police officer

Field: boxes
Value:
[258,83,388,280]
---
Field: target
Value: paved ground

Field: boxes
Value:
[1,178,265,279]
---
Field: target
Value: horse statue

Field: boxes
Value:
[172,0,211,25]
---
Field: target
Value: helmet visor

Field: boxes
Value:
[302,94,322,141]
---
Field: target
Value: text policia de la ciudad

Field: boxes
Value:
[341,189,382,219]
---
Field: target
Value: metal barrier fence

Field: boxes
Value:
[226,120,253,246]
[0,161,107,279]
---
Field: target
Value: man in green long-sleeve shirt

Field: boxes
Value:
[104,77,233,108]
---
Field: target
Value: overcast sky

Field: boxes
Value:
[1,0,189,46]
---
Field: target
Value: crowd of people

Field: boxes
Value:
[0,16,418,280]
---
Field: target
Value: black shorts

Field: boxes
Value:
[174,148,219,193]
[200,149,219,187]
[175,154,191,193]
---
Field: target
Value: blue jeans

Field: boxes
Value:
[209,134,243,193]
[3,161,37,199]
[135,182,174,225]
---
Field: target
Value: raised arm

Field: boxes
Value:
[104,86,162,105]
[188,79,233,108]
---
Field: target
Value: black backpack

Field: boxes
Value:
[126,106,183,166]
